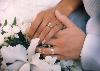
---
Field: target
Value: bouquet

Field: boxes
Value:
[0,18,83,71]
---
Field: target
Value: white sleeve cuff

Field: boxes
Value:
[86,14,100,36]
[81,14,100,70]
[80,34,100,70]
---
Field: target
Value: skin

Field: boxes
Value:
[27,0,85,60]
[27,0,82,43]
[36,10,86,60]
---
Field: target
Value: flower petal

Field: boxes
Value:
[3,25,12,33]
[45,56,57,65]
[51,65,61,71]
[1,44,27,63]
[31,54,50,71]
[27,38,39,59]
[0,34,4,45]
[7,61,25,71]
[19,62,30,71]
[12,25,21,34]
[30,64,39,71]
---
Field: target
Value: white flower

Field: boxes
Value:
[1,38,40,71]
[19,23,31,34]
[45,56,57,65]
[45,56,61,71]
[1,38,61,71]
[31,54,61,71]
[27,38,40,56]
[7,61,25,71]
[2,25,15,36]
[12,25,21,34]
[31,56,51,71]
[19,62,30,71]
[0,27,3,33]
[3,25,12,33]
[51,65,61,71]
[0,34,4,45]
[3,33,11,38]
[1,45,27,63]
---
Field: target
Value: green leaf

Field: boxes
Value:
[4,19,7,26]
[5,32,30,48]
[12,17,17,25]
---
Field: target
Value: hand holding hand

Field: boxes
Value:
[27,0,81,42]
[27,8,63,42]
[36,11,86,60]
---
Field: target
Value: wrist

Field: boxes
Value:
[55,0,82,16]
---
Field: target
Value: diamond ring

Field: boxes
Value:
[47,23,54,28]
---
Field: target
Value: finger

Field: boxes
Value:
[55,10,75,28]
[33,14,51,38]
[54,29,68,38]
[33,19,49,38]
[39,21,57,42]
[38,26,51,42]
[27,12,44,39]
[46,38,60,45]
[33,9,56,38]
[42,23,63,44]
[36,46,61,55]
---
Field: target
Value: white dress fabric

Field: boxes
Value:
[81,0,100,70]
[81,14,100,71]
[0,0,61,25]
[82,0,100,17]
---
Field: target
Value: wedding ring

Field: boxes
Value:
[50,48,55,54]
[47,23,54,28]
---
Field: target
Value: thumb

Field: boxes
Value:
[55,10,75,28]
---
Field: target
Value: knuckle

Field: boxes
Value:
[34,33,39,38]
[36,28,42,34]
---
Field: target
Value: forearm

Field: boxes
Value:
[55,0,82,16]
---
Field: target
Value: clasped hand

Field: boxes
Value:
[27,9,85,60]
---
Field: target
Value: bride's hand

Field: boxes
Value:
[36,11,86,60]
[27,0,81,42]
[27,8,63,42]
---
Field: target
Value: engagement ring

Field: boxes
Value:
[47,23,54,28]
